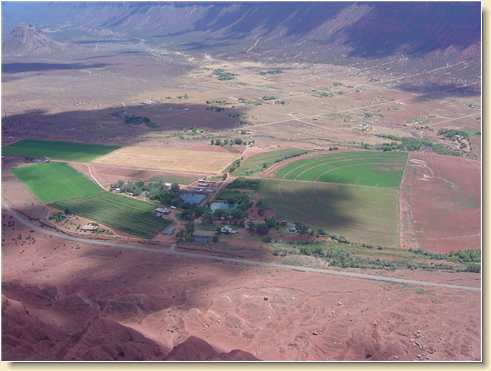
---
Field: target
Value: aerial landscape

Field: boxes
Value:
[1,1,481,361]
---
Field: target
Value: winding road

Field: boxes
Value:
[2,198,480,293]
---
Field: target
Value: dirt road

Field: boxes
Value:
[2,198,480,293]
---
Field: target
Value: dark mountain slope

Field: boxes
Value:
[2,2,481,65]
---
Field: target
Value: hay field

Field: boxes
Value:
[94,146,239,174]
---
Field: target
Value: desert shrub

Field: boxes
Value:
[324,247,360,268]
[226,159,241,173]
[299,244,325,257]
[448,249,481,263]
[463,263,480,273]
[408,249,447,260]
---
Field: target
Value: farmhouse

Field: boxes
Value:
[81,223,99,232]
[287,223,298,233]
[154,207,171,217]
[220,225,237,234]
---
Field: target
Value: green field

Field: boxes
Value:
[258,179,400,248]
[12,163,101,203]
[274,151,407,188]
[51,193,169,238]
[12,163,168,238]
[232,148,307,176]
[3,139,119,162]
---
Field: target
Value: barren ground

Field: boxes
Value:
[400,152,480,253]
[1,211,481,361]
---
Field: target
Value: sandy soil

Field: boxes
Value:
[93,145,239,175]
[400,152,480,253]
[2,209,480,361]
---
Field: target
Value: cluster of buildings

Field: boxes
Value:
[189,178,218,194]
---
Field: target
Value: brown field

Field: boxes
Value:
[93,145,240,175]
[400,152,480,253]
[70,162,198,188]
[2,211,481,361]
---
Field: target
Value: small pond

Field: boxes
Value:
[180,192,206,205]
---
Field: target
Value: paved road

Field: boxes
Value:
[2,199,480,293]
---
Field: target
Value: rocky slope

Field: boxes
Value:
[2,2,481,66]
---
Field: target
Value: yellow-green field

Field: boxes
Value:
[258,178,400,248]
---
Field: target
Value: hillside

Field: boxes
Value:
[2,24,65,57]
[2,2,481,68]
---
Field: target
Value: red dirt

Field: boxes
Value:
[2,210,480,361]
[400,152,480,253]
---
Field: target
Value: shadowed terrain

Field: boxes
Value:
[2,62,109,74]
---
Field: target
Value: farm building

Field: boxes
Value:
[31,156,50,163]
[220,225,237,234]
[81,223,99,232]
[154,207,171,217]
[287,223,298,233]
[192,230,215,244]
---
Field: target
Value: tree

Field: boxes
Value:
[170,183,180,194]
[255,223,270,236]
[265,217,278,230]
[295,222,309,235]
[213,209,226,219]
[184,222,194,242]
[201,211,214,225]
[230,208,244,221]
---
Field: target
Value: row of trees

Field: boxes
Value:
[210,138,254,146]
[111,178,182,205]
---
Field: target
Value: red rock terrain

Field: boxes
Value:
[2,208,480,361]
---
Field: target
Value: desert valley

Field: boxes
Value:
[1,2,482,361]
